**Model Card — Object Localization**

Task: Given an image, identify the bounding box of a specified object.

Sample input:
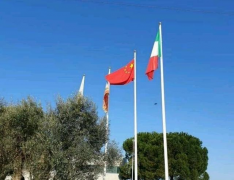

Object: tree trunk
[12,155,23,180]
[12,170,22,180]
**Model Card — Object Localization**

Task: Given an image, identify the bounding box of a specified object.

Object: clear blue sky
[1,0,234,179]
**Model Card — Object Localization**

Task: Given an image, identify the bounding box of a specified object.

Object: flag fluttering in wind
[103,82,109,113]
[145,31,161,80]
[105,52,138,180]
[105,60,134,85]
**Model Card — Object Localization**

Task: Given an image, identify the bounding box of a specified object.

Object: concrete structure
[97,165,120,180]
[97,173,120,180]
[5,166,121,180]
[5,176,12,180]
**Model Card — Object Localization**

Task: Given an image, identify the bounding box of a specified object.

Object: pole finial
[134,50,136,52]
[83,74,85,76]
[159,22,162,25]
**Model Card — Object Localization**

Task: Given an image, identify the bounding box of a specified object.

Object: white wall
[5,171,120,180]
[5,176,12,180]
[97,173,120,180]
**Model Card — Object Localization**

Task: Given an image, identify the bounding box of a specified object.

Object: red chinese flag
[105,60,134,85]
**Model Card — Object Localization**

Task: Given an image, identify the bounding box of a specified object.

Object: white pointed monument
[79,74,85,96]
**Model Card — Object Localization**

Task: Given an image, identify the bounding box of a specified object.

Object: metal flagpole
[134,50,138,180]
[103,68,111,180]
[132,139,134,180]
[132,155,134,180]
[159,22,169,180]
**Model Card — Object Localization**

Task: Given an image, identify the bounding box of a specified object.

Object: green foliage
[51,95,107,179]
[27,109,58,179]
[119,163,132,180]
[119,132,209,180]
[0,95,122,180]
[106,140,122,167]
[0,97,44,179]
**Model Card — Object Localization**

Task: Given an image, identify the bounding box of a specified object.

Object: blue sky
[0,0,234,179]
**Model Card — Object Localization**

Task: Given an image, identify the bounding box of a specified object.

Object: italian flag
[145,30,161,80]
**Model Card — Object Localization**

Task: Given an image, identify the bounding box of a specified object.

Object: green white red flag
[145,30,161,80]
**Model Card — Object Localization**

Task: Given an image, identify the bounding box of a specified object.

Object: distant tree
[106,140,122,167]
[119,132,209,180]
[119,163,132,180]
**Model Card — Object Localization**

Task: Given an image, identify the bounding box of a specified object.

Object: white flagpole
[159,22,169,180]
[79,74,85,96]
[103,68,111,180]
[132,155,134,180]
[134,50,138,180]
[132,139,134,180]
